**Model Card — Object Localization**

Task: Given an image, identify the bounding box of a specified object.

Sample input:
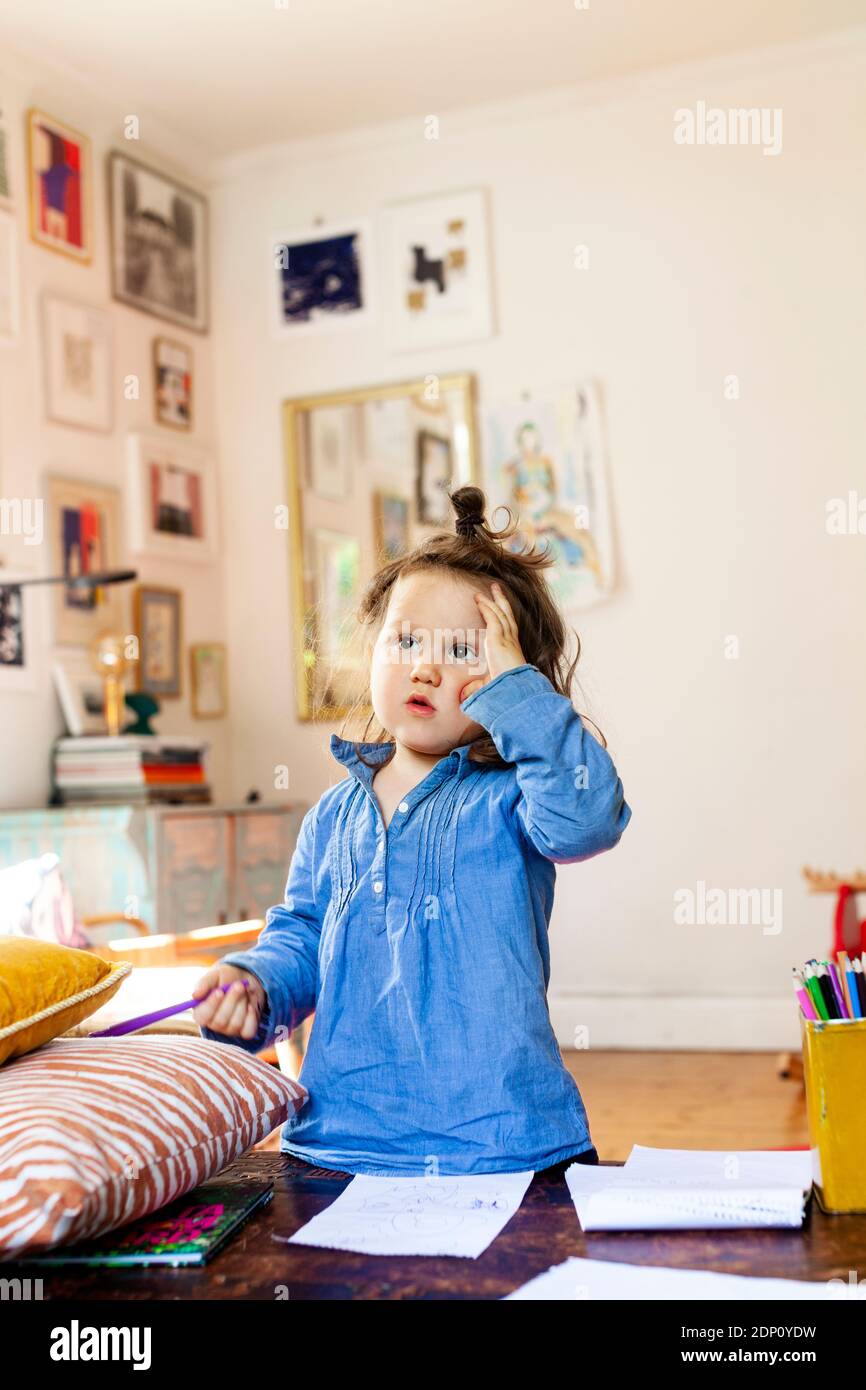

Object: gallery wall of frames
[0,97,228,754]
[0,79,618,795]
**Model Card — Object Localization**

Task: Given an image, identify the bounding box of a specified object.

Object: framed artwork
[134,584,182,698]
[45,475,124,646]
[127,434,217,563]
[373,491,410,565]
[283,373,478,720]
[27,108,92,263]
[42,293,112,430]
[272,219,372,335]
[381,188,494,353]
[0,209,19,343]
[0,102,14,210]
[364,395,412,470]
[51,649,106,735]
[190,642,227,718]
[313,529,362,710]
[307,405,354,500]
[153,336,192,430]
[108,150,209,333]
[0,573,38,692]
[485,379,615,611]
[415,430,453,525]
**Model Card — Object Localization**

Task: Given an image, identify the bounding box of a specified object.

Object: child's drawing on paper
[358,1178,508,1236]
[486,381,615,611]
[286,1172,533,1259]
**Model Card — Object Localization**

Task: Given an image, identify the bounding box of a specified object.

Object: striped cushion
[0,1035,307,1260]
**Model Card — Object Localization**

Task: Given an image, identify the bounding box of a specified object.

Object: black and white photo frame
[108,150,209,333]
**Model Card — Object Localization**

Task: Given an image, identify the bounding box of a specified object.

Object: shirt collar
[329,733,477,786]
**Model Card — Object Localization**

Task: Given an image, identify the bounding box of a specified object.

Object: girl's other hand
[460,582,527,701]
[192,964,266,1040]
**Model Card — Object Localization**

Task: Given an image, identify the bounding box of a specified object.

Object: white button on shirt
[373,881,384,893]
[398,801,409,813]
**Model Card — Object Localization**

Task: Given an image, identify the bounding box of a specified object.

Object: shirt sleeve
[198,802,322,1054]
[460,663,632,864]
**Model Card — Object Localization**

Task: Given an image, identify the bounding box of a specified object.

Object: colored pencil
[793,971,818,1021]
[89,981,248,1038]
[803,964,827,1020]
[824,959,849,1019]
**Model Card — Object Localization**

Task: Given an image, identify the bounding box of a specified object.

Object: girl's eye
[397,634,417,650]
[452,643,475,661]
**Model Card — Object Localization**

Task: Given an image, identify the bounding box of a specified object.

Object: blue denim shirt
[200,663,632,1175]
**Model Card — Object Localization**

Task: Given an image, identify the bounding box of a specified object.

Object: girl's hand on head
[192,964,266,1040]
[460,582,527,701]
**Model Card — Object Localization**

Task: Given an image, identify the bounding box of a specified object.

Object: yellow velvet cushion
[0,936,131,1065]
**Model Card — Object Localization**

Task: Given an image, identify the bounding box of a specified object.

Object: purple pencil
[89,980,248,1038]
[825,959,849,1019]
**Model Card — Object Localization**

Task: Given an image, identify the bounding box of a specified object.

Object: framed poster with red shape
[127,434,217,564]
[45,475,124,646]
[27,108,92,264]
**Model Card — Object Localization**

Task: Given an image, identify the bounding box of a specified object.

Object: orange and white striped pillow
[0,1035,307,1260]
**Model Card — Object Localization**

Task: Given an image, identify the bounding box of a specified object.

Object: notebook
[24,1182,274,1266]
[565,1146,813,1230]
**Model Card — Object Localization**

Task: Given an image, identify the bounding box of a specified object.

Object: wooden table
[11,1152,866,1301]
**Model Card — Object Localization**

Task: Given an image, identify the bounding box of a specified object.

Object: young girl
[193,486,631,1176]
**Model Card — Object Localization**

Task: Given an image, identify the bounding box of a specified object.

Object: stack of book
[52,735,211,806]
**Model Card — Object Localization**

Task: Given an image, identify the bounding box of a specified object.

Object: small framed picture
[27,108,92,263]
[45,474,125,646]
[272,219,372,335]
[0,209,19,343]
[0,572,38,692]
[108,150,209,333]
[307,405,354,500]
[372,491,410,564]
[153,336,192,430]
[382,188,494,353]
[190,642,227,718]
[42,293,112,431]
[127,434,217,563]
[0,105,14,210]
[415,429,453,525]
[51,648,106,735]
[134,585,182,699]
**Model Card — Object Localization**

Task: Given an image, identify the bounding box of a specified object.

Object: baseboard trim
[550,996,803,1051]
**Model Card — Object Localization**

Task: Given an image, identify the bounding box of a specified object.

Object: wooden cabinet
[232,811,298,923]
[156,812,233,932]
[0,802,308,936]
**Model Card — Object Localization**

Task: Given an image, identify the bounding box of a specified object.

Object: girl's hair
[332,484,606,770]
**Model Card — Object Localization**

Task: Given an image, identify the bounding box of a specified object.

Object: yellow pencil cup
[801,1015,866,1214]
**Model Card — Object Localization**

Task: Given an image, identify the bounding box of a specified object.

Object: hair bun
[450,485,487,540]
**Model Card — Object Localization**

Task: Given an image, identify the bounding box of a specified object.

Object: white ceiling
[1,0,863,163]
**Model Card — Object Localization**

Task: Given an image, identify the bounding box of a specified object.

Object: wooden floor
[563,1050,809,1160]
[255,1051,810,1158]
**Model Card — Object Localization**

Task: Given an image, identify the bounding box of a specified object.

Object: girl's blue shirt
[200,663,632,1175]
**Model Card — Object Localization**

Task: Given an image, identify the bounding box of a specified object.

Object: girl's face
[371,570,492,756]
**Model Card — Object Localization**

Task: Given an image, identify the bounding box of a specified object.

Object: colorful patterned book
[25,1182,274,1267]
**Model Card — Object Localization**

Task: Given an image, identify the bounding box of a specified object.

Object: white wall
[210,34,866,1047]
[0,45,230,808]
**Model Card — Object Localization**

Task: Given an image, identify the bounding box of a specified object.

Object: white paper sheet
[624,1144,814,1187]
[564,1147,813,1231]
[285,1170,535,1258]
[504,1255,865,1300]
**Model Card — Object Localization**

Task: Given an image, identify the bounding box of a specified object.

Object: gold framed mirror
[283,372,479,722]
